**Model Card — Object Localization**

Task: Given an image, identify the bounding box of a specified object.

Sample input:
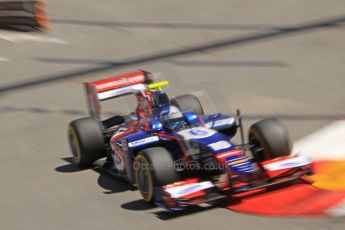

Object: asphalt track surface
[1,0,345,229]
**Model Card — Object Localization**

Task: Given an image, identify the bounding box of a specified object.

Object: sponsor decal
[208,141,231,151]
[128,136,159,147]
[264,156,311,171]
[96,75,145,91]
[165,181,214,198]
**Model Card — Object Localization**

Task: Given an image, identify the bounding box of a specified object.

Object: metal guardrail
[0,0,50,30]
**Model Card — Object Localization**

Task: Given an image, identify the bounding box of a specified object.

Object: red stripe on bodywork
[215,150,243,165]
[158,133,179,140]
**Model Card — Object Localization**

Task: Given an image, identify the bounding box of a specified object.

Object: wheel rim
[69,127,81,163]
[135,156,153,202]
[139,165,149,194]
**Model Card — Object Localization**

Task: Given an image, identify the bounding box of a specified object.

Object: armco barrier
[0,0,50,30]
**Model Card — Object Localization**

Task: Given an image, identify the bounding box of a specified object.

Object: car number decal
[177,127,216,140]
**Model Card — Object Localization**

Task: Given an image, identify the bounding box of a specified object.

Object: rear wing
[84,71,152,119]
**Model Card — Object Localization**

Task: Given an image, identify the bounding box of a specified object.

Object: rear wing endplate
[84,71,152,119]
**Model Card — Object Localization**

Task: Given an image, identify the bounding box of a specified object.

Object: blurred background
[0,0,344,229]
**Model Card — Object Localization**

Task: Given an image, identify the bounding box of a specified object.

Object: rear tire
[248,118,291,162]
[171,94,204,115]
[68,117,106,167]
[134,147,179,202]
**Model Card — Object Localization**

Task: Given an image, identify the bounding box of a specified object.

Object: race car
[68,70,313,211]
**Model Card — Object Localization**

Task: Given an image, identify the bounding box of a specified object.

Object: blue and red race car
[68,70,313,211]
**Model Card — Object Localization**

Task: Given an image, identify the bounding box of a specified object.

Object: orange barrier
[33,0,50,30]
[311,160,345,190]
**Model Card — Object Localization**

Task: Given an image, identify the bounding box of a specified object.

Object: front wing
[154,155,313,211]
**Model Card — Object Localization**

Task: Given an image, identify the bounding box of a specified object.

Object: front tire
[248,118,291,162]
[68,117,106,167]
[134,147,179,202]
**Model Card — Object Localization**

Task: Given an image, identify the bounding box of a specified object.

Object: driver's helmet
[160,105,185,131]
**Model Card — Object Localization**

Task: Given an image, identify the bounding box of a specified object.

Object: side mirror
[150,119,163,132]
[184,112,202,126]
